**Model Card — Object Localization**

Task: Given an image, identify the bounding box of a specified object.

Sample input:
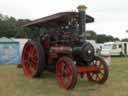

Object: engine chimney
[77,5,87,41]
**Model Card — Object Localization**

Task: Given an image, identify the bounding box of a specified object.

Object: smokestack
[77,5,87,40]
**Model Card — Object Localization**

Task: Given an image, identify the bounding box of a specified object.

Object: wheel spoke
[96,60,100,66]
[96,74,101,80]
[65,66,72,76]
[100,66,105,70]
[31,58,38,64]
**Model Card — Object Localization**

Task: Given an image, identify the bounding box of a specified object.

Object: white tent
[0,37,20,64]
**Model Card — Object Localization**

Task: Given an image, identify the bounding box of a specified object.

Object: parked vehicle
[21,5,109,89]
[101,41,128,56]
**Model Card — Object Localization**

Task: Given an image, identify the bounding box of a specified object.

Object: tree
[86,30,97,40]
[16,19,31,38]
[122,38,128,42]
[0,14,18,37]
[0,14,31,38]
[96,34,120,43]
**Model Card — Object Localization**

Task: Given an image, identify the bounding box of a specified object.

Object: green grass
[0,57,128,96]
[0,65,17,96]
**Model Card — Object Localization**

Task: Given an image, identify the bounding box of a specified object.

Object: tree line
[86,31,127,43]
[0,14,30,38]
[0,13,127,43]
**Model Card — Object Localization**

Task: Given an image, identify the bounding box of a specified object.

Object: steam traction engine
[22,5,109,89]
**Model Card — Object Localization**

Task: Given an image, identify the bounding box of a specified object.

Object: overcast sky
[0,0,127,39]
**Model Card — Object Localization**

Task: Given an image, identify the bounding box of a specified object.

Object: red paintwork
[56,57,75,89]
[77,66,99,73]
[49,46,72,59]
[22,41,38,77]
[43,42,50,48]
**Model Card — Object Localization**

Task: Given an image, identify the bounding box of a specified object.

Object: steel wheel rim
[22,41,39,77]
[56,60,74,89]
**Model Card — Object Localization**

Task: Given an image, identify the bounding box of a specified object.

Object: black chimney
[77,5,87,40]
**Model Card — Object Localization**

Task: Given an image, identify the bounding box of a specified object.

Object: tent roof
[0,37,19,43]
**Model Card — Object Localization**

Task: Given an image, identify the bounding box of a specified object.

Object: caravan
[101,41,128,56]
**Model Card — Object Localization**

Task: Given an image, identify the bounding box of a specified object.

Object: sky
[0,0,127,39]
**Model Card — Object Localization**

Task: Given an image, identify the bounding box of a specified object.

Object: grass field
[0,57,128,96]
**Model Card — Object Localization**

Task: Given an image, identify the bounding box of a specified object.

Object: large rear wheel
[56,56,77,90]
[22,40,45,78]
[87,56,109,84]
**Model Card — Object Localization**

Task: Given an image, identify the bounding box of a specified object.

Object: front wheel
[56,56,77,90]
[87,56,109,84]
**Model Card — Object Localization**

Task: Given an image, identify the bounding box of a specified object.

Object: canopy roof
[23,12,94,27]
[0,37,19,44]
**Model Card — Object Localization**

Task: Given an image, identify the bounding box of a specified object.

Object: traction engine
[21,5,109,89]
